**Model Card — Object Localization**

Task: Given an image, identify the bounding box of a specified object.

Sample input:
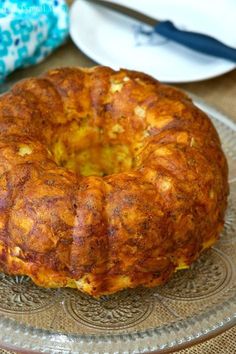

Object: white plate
[70,0,236,83]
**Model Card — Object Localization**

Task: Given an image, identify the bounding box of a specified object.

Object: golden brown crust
[0,66,228,296]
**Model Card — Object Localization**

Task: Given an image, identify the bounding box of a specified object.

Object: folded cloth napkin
[0,0,69,82]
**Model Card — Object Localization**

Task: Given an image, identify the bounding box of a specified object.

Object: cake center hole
[50,119,135,177]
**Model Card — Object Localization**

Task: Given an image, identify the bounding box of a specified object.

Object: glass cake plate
[0,96,235,354]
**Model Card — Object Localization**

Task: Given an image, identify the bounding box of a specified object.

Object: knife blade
[87,0,236,62]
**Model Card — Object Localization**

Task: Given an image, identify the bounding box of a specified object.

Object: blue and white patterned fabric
[0,0,69,82]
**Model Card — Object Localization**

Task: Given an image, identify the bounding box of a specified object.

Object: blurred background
[0,0,235,120]
[0,0,236,119]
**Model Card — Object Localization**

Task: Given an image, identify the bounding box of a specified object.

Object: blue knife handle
[154,21,236,62]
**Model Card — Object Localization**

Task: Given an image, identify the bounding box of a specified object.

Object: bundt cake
[0,67,228,297]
